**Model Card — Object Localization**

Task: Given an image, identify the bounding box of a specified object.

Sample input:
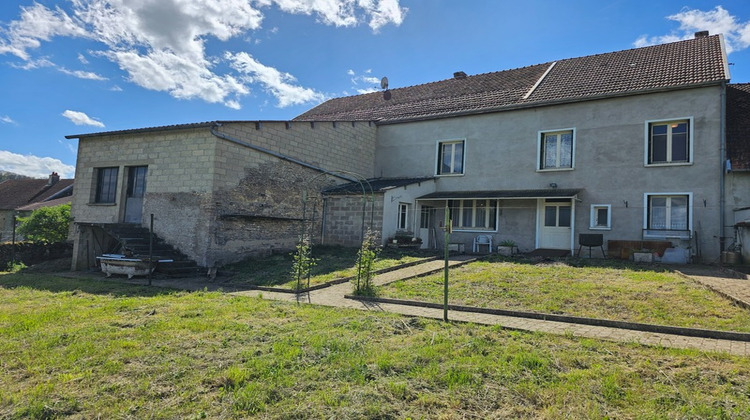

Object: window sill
[589,226,611,231]
[453,228,498,233]
[435,173,465,177]
[88,202,117,206]
[536,167,574,173]
[644,162,693,167]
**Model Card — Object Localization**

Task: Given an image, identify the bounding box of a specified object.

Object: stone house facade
[68,32,750,268]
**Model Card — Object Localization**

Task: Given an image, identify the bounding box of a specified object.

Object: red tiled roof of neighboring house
[294,35,729,123]
[727,83,750,171]
[15,195,72,212]
[0,176,74,210]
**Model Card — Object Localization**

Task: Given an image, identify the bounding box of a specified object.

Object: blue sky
[1,0,750,178]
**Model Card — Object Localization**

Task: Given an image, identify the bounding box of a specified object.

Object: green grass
[378,256,750,332]
[2,271,750,418]
[225,245,432,289]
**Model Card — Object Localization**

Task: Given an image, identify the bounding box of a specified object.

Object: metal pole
[10,211,16,266]
[443,202,451,322]
[149,214,154,286]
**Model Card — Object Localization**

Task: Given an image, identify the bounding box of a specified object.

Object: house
[0,172,74,242]
[68,32,745,269]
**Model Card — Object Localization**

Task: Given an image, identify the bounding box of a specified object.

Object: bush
[17,203,71,244]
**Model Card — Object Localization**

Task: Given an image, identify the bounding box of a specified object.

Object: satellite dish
[380,76,389,90]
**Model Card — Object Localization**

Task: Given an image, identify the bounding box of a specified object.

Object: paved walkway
[67,257,750,356]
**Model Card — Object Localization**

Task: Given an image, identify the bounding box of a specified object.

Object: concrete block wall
[212,121,377,188]
[323,195,384,247]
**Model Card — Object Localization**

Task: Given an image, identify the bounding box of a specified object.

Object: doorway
[123,166,147,224]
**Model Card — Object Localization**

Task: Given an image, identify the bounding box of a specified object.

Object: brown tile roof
[295,35,728,123]
[16,195,72,212]
[0,177,74,210]
[727,83,750,170]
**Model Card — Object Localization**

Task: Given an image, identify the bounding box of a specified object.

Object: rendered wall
[374,87,724,260]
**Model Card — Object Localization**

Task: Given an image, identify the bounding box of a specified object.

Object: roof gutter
[374,80,726,126]
[208,123,357,182]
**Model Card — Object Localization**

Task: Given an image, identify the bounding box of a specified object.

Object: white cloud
[58,67,108,80]
[356,87,379,94]
[635,6,750,53]
[1,116,16,125]
[228,51,325,107]
[62,110,105,127]
[348,69,383,91]
[0,150,75,178]
[0,1,406,109]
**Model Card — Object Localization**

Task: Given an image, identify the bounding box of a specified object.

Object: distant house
[0,172,74,242]
[68,32,749,269]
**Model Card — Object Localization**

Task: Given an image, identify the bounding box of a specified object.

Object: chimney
[695,31,709,38]
[47,172,60,186]
[453,71,467,79]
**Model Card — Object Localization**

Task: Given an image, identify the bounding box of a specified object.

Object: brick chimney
[47,172,60,186]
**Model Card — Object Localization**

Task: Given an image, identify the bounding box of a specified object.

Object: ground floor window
[644,193,691,238]
[449,199,497,230]
[397,203,410,230]
[590,204,611,230]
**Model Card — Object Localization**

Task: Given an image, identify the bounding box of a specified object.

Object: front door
[123,166,147,224]
[418,206,435,249]
[538,199,572,249]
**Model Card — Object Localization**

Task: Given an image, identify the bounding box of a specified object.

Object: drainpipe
[720,80,727,252]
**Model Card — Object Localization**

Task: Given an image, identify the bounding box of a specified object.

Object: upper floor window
[538,129,574,170]
[95,167,119,203]
[646,118,692,165]
[437,139,464,175]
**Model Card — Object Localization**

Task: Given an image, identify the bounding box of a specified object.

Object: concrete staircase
[102,224,202,277]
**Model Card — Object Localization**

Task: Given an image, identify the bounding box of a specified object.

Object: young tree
[17,203,72,243]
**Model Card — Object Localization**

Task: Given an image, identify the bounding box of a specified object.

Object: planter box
[497,245,516,256]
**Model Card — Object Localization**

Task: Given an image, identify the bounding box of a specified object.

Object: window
[94,167,118,203]
[646,119,691,165]
[644,193,691,239]
[419,207,431,229]
[544,200,571,227]
[397,203,410,230]
[437,140,464,175]
[590,204,611,230]
[449,199,497,230]
[538,129,574,170]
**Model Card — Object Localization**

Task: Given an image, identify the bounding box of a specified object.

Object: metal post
[149,214,154,286]
[10,211,16,266]
[443,202,451,322]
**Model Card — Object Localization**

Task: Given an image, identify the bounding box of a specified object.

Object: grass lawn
[378,256,750,332]
[224,245,433,289]
[2,271,750,418]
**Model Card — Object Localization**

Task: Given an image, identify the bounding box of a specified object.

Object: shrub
[17,203,71,244]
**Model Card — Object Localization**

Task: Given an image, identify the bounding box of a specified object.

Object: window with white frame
[646,119,691,165]
[397,203,410,230]
[644,193,691,238]
[94,167,118,203]
[590,204,611,230]
[436,140,465,175]
[538,129,574,170]
[449,199,497,230]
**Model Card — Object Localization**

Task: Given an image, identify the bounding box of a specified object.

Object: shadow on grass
[0,271,180,298]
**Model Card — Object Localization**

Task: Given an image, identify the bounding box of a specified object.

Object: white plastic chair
[472,235,493,253]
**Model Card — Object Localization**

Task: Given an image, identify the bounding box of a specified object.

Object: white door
[418,206,435,249]
[538,200,572,249]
